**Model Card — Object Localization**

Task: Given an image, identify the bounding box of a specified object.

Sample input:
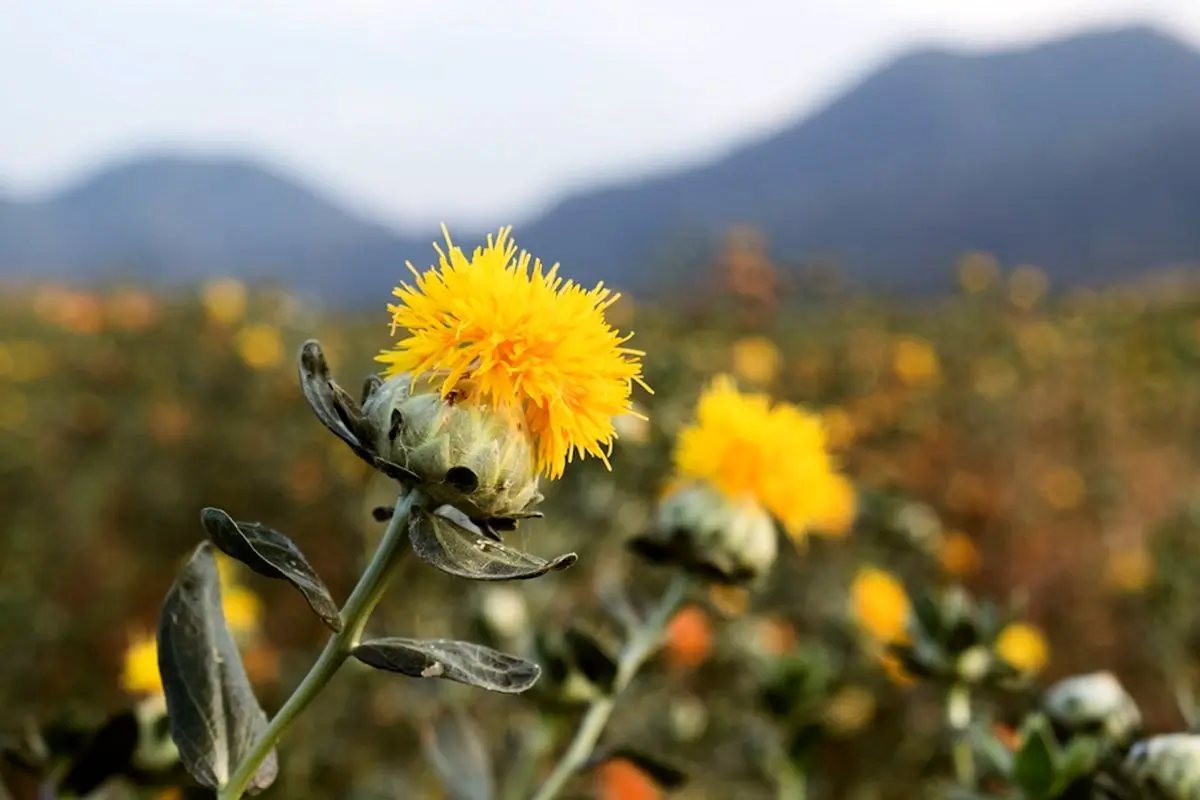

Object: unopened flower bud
[478,586,530,643]
[634,481,777,585]
[363,374,542,519]
[956,645,992,684]
[1043,671,1142,745]
[1125,733,1200,798]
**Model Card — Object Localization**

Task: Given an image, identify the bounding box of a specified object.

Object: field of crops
[5,247,1200,799]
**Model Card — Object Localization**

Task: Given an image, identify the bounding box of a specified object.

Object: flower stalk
[946,682,974,788]
[218,490,420,800]
[529,573,691,800]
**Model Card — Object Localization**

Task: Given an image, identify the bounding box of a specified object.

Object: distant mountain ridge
[3,24,1200,302]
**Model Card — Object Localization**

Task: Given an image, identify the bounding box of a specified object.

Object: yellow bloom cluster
[672,375,856,540]
[377,226,649,480]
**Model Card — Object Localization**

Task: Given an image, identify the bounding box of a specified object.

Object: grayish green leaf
[409,506,577,582]
[352,637,540,694]
[201,507,341,631]
[297,340,376,465]
[420,709,494,800]
[157,542,277,794]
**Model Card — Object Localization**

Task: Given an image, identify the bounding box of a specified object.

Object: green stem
[529,573,690,800]
[946,683,974,788]
[218,490,420,800]
[775,758,807,800]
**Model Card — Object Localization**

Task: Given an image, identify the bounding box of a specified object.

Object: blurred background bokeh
[7,3,1200,798]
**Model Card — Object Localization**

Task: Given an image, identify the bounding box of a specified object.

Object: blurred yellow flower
[956,252,999,294]
[1106,546,1153,594]
[673,375,854,541]
[0,340,52,383]
[972,355,1018,399]
[892,337,940,386]
[731,336,781,385]
[938,531,982,578]
[1038,465,1086,511]
[809,472,858,538]
[236,324,285,370]
[851,566,910,643]
[821,407,856,451]
[222,584,263,639]
[120,634,163,696]
[202,278,248,326]
[1009,265,1049,310]
[994,622,1049,675]
[377,226,649,480]
[823,684,877,736]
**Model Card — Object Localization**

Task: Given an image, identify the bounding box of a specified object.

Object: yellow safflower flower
[672,375,854,541]
[892,337,940,386]
[202,278,247,326]
[236,324,284,370]
[731,336,781,384]
[120,634,164,696]
[377,226,649,479]
[939,531,982,577]
[994,622,1049,675]
[851,566,910,643]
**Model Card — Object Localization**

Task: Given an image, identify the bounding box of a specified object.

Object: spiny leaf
[201,507,341,632]
[420,709,495,800]
[409,505,577,582]
[157,542,277,794]
[352,637,541,694]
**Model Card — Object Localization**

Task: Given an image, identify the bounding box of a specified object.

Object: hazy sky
[3,0,1200,229]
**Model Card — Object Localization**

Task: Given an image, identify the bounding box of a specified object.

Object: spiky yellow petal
[376,226,649,479]
[673,375,854,539]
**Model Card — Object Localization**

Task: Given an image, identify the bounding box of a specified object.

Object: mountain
[3,24,1200,299]
[517,24,1200,290]
[0,155,425,304]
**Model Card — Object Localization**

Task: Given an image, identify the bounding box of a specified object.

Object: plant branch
[529,572,690,800]
[946,683,975,789]
[218,489,420,800]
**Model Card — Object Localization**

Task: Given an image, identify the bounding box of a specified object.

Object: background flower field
[4,242,1200,798]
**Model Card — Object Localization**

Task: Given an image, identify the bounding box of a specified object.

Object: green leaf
[352,637,541,694]
[1011,718,1058,799]
[409,505,577,582]
[157,542,277,794]
[967,724,1014,778]
[420,709,494,800]
[1057,736,1101,783]
[911,591,944,641]
[201,507,341,631]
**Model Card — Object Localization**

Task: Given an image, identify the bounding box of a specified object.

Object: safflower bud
[633,481,778,586]
[362,374,543,521]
